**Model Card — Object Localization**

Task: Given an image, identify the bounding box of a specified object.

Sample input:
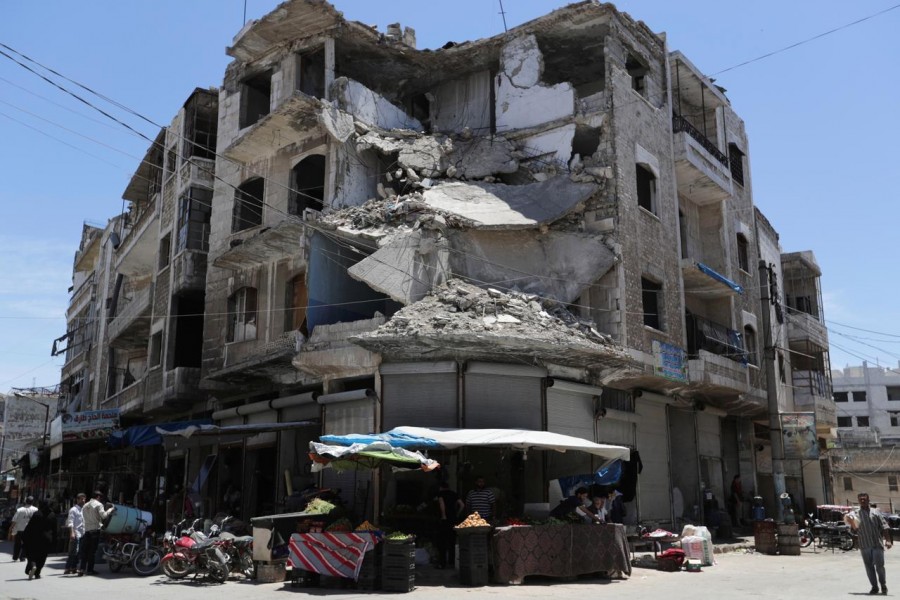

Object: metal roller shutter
[697,412,721,457]
[246,410,277,448]
[464,373,542,429]
[281,403,320,422]
[546,389,594,440]
[323,399,375,435]
[381,362,458,429]
[636,397,671,522]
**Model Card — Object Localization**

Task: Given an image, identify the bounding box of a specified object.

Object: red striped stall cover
[288,532,378,580]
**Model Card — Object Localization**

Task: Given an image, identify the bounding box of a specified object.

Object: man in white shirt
[77,491,116,575]
[64,494,86,575]
[11,496,37,561]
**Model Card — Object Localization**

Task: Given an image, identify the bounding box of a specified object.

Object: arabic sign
[59,409,120,442]
[653,340,688,382]
[3,395,50,443]
[781,412,818,460]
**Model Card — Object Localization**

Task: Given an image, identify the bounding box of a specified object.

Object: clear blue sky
[1,0,898,392]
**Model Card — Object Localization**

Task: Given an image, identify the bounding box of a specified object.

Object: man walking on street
[64,494,86,575]
[847,492,892,595]
[10,497,37,562]
[77,491,116,576]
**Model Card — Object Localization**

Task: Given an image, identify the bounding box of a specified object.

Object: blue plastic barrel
[752,505,765,521]
[104,504,153,534]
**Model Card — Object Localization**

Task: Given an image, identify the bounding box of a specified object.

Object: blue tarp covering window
[107,419,212,449]
[696,262,744,294]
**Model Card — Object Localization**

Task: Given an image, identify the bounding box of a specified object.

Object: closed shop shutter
[281,403,320,422]
[636,397,671,522]
[597,416,635,447]
[546,389,594,440]
[465,373,542,429]
[246,410,277,449]
[218,416,243,447]
[697,412,721,457]
[323,398,375,436]
[382,362,458,429]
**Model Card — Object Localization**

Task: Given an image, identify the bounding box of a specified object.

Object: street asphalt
[0,538,896,599]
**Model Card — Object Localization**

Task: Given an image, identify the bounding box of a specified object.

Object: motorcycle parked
[102,524,162,576]
[212,516,255,579]
[800,515,855,551]
[161,518,230,583]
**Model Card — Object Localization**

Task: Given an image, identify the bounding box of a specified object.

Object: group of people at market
[8,490,116,580]
[550,486,626,524]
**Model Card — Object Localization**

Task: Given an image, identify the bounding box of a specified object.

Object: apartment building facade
[42,0,836,527]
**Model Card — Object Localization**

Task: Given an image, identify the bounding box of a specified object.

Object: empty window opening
[149,332,163,368]
[744,325,757,366]
[837,416,852,427]
[834,392,849,402]
[297,48,325,99]
[728,143,745,186]
[857,416,870,427]
[183,92,217,160]
[285,274,309,336]
[853,391,867,403]
[641,277,663,330]
[233,178,264,233]
[571,125,601,163]
[626,54,648,97]
[888,387,900,401]
[678,209,688,259]
[636,164,657,214]
[538,36,605,99]
[891,413,900,427]
[290,155,326,216]
[891,476,899,492]
[737,233,750,272]
[173,292,204,368]
[165,145,178,179]
[179,187,212,252]
[240,71,272,129]
[843,477,853,491]
[227,287,258,343]
[158,234,171,271]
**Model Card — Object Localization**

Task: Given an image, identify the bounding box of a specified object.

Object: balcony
[213,220,307,271]
[108,284,153,347]
[793,370,836,430]
[178,157,215,190]
[223,93,324,163]
[686,313,746,364]
[208,330,305,384]
[681,260,743,298]
[144,367,203,414]
[103,377,145,416]
[672,114,733,205]
[116,196,160,277]
[788,310,828,352]
[295,316,384,379]
[172,250,208,294]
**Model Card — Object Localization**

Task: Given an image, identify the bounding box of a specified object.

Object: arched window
[232,178,264,233]
[744,325,757,366]
[289,155,326,216]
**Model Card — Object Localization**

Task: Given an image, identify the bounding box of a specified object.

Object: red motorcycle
[161,518,230,583]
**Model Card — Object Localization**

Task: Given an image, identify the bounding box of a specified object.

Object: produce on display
[325,518,353,532]
[355,520,379,531]
[385,530,413,541]
[456,512,491,528]
[303,498,336,515]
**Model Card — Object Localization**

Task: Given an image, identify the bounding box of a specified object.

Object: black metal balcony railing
[672,114,729,167]
[685,312,747,364]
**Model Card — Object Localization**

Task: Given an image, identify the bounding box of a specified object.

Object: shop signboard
[61,409,120,441]
[653,340,687,382]
[780,412,818,460]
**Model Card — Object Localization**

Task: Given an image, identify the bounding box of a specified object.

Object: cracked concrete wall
[332,77,422,131]
[496,34,575,131]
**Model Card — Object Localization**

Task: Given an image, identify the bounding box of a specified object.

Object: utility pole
[759,259,786,522]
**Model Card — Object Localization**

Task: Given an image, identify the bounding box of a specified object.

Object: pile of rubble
[319,195,470,232]
[356,279,630,365]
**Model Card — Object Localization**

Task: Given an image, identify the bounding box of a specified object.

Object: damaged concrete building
[196,0,835,524]
[51,89,218,501]
[50,0,835,526]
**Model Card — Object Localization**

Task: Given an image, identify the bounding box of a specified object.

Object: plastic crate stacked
[457,528,491,586]
[754,520,778,555]
[382,540,415,593]
[357,548,381,590]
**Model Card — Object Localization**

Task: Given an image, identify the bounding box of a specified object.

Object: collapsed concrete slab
[421,176,599,228]
[331,77,422,132]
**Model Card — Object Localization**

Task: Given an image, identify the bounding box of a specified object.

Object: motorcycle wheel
[239,554,255,579]
[799,529,813,548]
[162,557,191,580]
[207,559,229,583]
[132,548,162,576]
[109,560,124,573]
[840,533,855,552]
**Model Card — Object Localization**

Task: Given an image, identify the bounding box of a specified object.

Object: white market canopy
[386,426,630,462]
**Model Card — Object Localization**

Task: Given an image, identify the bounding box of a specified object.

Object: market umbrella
[309,440,440,473]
